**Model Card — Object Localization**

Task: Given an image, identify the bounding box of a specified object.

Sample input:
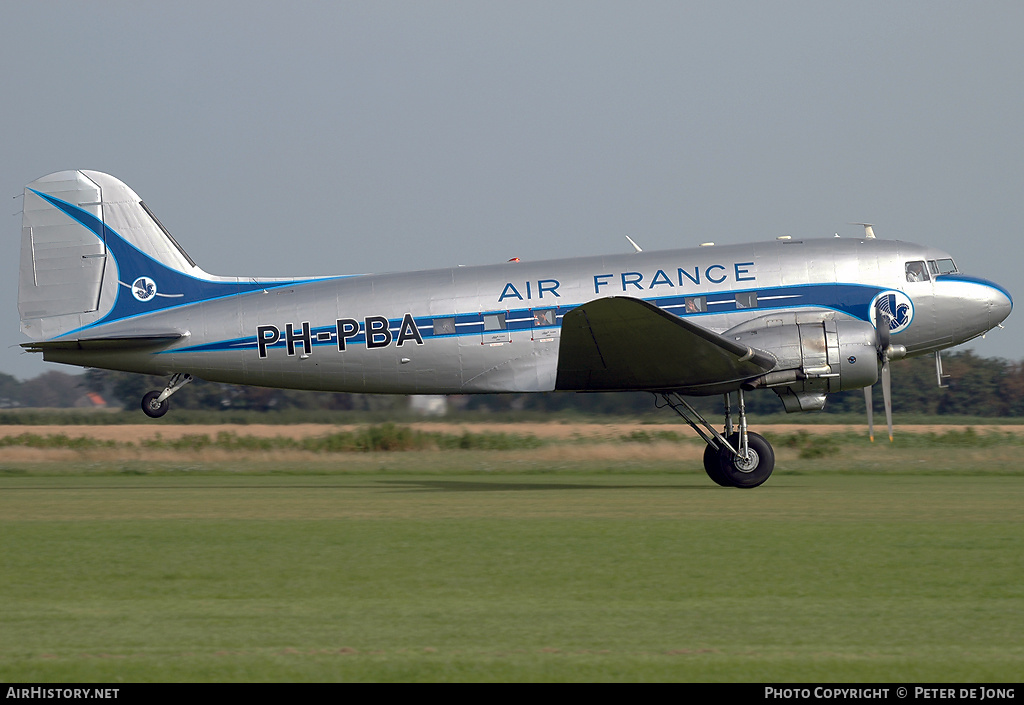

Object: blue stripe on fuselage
[166,281,888,355]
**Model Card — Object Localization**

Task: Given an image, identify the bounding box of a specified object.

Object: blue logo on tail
[132,276,157,302]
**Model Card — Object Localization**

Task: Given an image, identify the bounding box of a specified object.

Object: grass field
[0,424,1022,682]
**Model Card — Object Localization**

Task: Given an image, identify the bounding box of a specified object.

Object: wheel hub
[733,448,760,473]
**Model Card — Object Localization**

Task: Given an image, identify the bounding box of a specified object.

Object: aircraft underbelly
[458,341,560,393]
[151,337,557,394]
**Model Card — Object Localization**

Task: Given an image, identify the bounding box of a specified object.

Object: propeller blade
[881,358,893,442]
[871,297,896,442]
[876,309,891,351]
[864,386,874,442]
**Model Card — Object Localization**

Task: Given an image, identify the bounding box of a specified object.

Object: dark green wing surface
[555,297,775,392]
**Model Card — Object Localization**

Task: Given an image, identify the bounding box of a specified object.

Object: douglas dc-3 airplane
[17,170,1013,487]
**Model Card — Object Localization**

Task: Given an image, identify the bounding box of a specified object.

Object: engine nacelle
[725,314,879,412]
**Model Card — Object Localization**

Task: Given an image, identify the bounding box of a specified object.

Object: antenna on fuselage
[852,223,876,239]
[625,235,643,253]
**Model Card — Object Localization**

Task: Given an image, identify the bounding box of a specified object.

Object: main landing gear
[658,389,775,488]
[141,373,193,418]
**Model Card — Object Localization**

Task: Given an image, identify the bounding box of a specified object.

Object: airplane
[16,170,1013,487]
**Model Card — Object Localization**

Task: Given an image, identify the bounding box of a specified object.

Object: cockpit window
[905,260,929,282]
[935,258,957,274]
[928,260,939,275]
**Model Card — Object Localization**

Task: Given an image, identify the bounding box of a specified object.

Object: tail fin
[19,170,276,341]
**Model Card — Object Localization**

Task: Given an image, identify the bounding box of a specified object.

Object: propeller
[865,299,906,442]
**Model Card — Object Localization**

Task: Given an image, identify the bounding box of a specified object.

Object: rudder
[20,171,110,340]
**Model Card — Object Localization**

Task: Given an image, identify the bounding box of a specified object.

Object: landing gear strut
[141,373,193,418]
[658,389,775,488]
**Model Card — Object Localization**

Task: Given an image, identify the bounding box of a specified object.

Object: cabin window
[936,258,957,274]
[735,292,758,309]
[684,296,707,313]
[531,308,559,340]
[532,308,556,326]
[433,318,456,335]
[482,312,510,344]
[483,313,507,331]
[905,261,929,282]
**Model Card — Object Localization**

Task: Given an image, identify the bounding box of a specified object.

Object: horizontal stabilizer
[20,333,186,353]
[555,297,775,392]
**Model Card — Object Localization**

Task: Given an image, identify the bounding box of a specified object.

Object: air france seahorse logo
[870,291,913,334]
[131,276,157,302]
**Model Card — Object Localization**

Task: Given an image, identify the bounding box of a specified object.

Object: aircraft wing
[555,297,775,392]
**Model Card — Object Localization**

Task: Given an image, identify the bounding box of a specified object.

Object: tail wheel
[141,390,169,418]
[713,432,775,488]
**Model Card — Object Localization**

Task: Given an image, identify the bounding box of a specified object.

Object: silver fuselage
[38,237,1012,396]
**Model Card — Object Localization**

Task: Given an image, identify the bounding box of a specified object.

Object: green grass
[1,423,1021,454]
[0,471,1021,682]
[0,423,545,453]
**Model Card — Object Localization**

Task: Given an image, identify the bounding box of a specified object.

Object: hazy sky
[2,1,1020,381]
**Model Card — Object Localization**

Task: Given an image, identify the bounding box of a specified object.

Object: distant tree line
[0,350,1021,417]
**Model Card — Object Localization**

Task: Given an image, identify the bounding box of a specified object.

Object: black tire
[714,432,775,488]
[703,443,732,487]
[141,390,169,418]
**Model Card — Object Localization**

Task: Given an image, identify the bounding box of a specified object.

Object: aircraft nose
[937,275,1012,344]
[967,277,1012,333]
[988,282,1013,329]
